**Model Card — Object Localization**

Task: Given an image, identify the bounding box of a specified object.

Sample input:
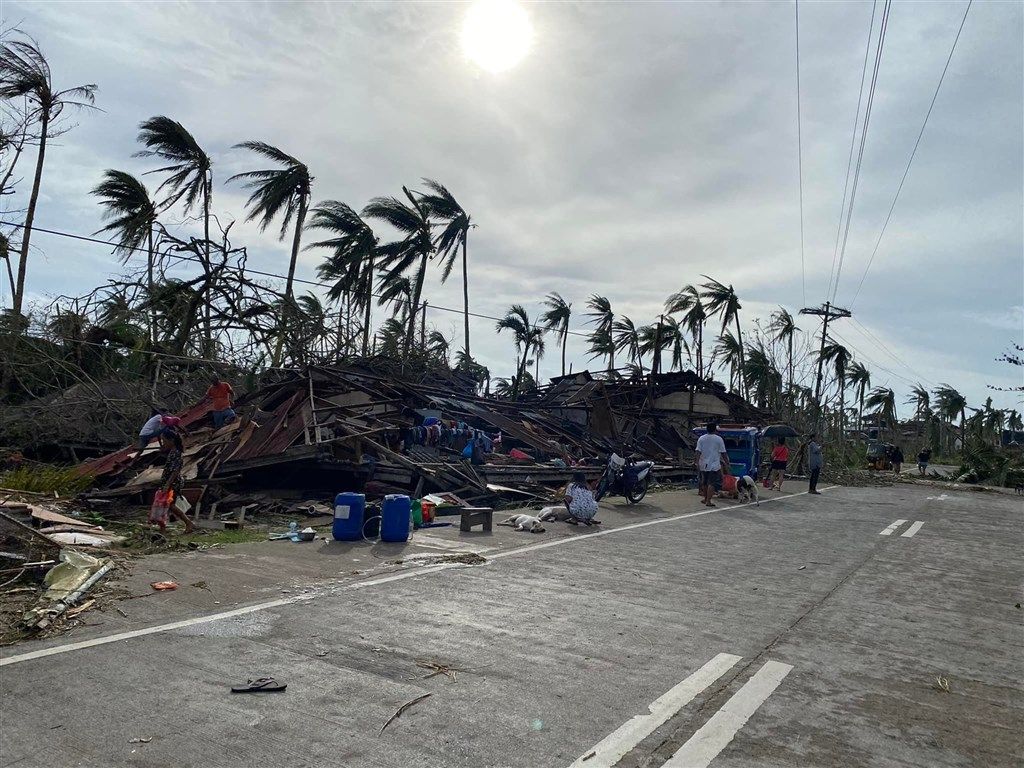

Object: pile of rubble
[73,364,772,523]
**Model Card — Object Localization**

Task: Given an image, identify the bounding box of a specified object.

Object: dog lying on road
[736,475,759,506]
[498,514,546,533]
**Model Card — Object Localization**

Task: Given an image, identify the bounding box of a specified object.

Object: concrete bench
[459,507,493,532]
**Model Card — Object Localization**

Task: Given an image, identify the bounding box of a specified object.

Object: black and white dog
[736,475,760,506]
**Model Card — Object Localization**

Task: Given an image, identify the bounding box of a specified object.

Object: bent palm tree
[229,141,312,303]
[846,361,872,433]
[135,116,213,348]
[865,387,897,443]
[769,307,798,393]
[496,304,532,395]
[419,179,472,357]
[612,315,642,374]
[743,344,783,410]
[540,292,572,376]
[91,170,158,343]
[585,295,615,372]
[308,201,378,356]
[700,277,744,393]
[712,331,743,392]
[933,384,968,454]
[665,285,706,376]
[364,187,433,360]
[0,35,97,318]
[820,341,851,434]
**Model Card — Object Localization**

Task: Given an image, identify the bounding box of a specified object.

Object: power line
[826,0,878,301]
[795,0,807,307]
[0,220,598,340]
[848,0,973,310]
[828,327,918,388]
[831,0,892,304]
[848,316,934,386]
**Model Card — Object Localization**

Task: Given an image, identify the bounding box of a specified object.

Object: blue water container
[380,495,411,543]
[333,492,366,541]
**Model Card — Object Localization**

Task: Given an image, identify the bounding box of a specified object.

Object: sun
[461,0,533,73]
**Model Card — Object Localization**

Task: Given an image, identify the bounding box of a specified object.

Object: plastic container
[380,494,412,543]
[420,500,435,524]
[333,492,366,541]
[411,499,423,529]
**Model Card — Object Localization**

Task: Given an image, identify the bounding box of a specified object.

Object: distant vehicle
[692,425,761,479]
[595,453,654,504]
[866,441,896,470]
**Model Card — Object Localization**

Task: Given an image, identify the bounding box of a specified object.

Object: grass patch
[178,528,269,547]
[0,465,93,496]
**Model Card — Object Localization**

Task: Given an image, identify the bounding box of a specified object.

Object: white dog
[736,475,760,506]
[498,514,546,533]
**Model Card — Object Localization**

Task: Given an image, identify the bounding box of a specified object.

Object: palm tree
[933,384,968,454]
[419,179,473,358]
[701,277,745,395]
[229,141,312,303]
[426,330,451,366]
[769,308,799,393]
[377,275,413,322]
[308,200,379,356]
[91,170,158,344]
[496,304,532,395]
[905,383,931,443]
[0,35,97,318]
[820,341,851,435]
[743,344,782,410]
[665,285,706,376]
[540,292,572,376]
[865,387,897,442]
[527,324,547,383]
[658,316,688,372]
[711,331,743,391]
[134,116,213,348]
[585,295,615,372]
[364,187,433,360]
[847,361,872,432]
[612,315,642,373]
[1007,409,1023,433]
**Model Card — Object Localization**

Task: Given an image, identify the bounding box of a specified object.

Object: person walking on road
[807,434,823,495]
[696,423,730,507]
[917,447,932,476]
[770,437,790,491]
[891,445,904,475]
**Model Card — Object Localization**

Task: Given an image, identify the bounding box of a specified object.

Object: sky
[1,0,1022,415]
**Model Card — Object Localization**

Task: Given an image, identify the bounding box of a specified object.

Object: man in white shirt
[695,423,730,507]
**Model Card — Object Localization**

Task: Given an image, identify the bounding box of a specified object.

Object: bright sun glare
[461,0,533,73]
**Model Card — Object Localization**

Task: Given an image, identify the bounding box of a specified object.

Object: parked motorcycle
[594,453,654,504]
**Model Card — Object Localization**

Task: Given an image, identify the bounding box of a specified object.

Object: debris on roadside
[379,692,432,735]
[21,550,114,631]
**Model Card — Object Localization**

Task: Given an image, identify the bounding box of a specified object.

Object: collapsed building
[76,365,772,515]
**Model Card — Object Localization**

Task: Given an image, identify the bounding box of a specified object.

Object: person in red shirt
[770,437,790,491]
[205,377,236,429]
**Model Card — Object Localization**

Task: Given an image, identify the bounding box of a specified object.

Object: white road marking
[567,653,742,768]
[664,660,794,768]
[901,521,925,538]
[0,486,834,667]
[926,493,948,501]
[879,519,907,536]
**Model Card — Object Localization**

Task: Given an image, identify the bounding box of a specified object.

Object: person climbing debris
[205,376,236,429]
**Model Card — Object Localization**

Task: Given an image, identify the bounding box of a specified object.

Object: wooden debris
[378,692,433,735]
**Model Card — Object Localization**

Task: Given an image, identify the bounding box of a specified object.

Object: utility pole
[800,302,852,419]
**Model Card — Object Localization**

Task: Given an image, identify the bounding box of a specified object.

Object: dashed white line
[567,653,742,768]
[901,520,925,538]
[879,519,907,536]
[664,660,794,768]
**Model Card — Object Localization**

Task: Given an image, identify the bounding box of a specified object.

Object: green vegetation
[0,465,93,496]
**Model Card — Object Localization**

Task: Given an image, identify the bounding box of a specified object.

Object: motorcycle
[594,453,654,504]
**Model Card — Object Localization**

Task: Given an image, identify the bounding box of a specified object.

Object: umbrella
[760,424,801,439]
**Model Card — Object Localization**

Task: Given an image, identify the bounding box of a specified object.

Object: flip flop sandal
[231,678,287,694]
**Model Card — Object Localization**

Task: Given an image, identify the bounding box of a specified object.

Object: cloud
[2,0,1022,412]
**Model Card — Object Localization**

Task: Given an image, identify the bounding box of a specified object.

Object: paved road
[1,483,1022,767]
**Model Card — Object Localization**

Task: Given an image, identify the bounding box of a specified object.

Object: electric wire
[825,0,878,302]
[795,0,807,306]
[848,0,973,310]
[831,0,892,304]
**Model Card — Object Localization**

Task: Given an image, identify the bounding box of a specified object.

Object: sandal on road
[231,677,287,694]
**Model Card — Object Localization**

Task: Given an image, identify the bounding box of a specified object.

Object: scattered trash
[934,676,951,693]
[150,581,179,591]
[128,737,152,744]
[582,751,597,762]
[22,550,113,630]
[379,692,432,735]
[190,581,211,591]
[797,565,806,570]
[231,677,287,694]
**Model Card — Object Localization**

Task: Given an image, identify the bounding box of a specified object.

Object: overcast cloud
[2,0,1021,412]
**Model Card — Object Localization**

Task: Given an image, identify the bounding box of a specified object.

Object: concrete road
[1,483,1022,768]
